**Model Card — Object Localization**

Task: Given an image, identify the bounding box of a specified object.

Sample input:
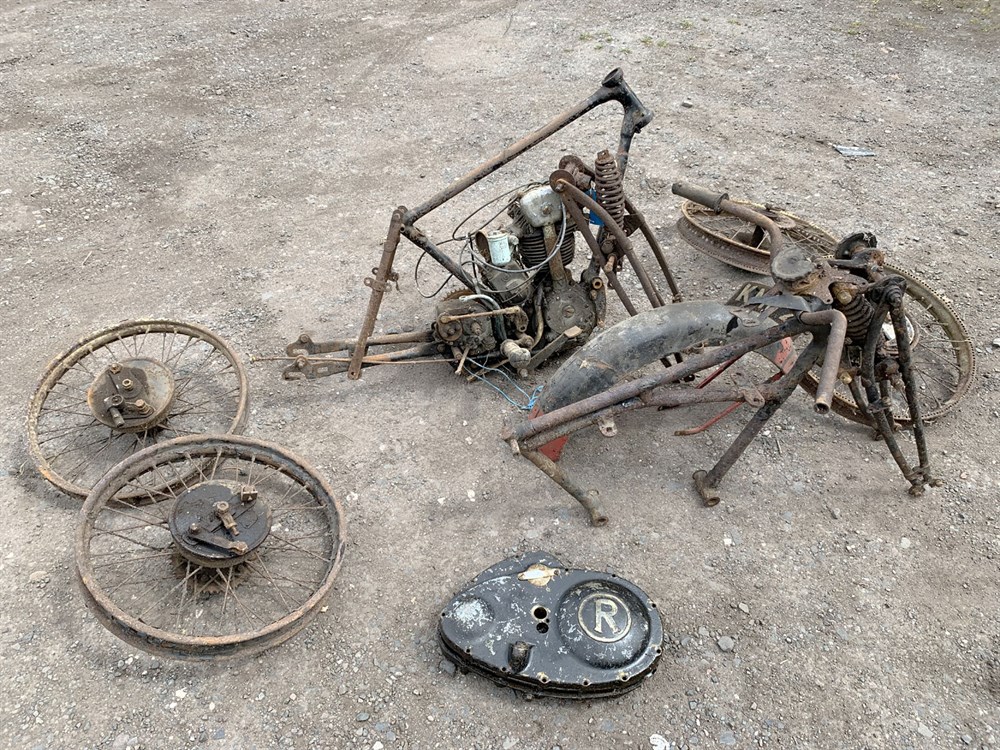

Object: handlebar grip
[671,183,729,213]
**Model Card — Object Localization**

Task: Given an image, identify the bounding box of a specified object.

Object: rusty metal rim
[27,320,250,499]
[76,434,346,660]
[677,199,838,274]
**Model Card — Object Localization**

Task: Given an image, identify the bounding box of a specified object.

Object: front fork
[854,287,938,495]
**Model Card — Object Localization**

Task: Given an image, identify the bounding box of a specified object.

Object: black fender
[539,301,794,413]
[539,302,737,412]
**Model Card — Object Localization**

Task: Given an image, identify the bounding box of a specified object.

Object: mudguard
[438,552,663,698]
[538,301,740,412]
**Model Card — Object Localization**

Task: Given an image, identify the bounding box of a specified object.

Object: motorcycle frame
[344,68,664,379]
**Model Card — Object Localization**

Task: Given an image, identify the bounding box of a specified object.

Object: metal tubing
[692,337,826,504]
[349,207,406,379]
[522,384,781,452]
[400,224,478,290]
[558,192,639,316]
[671,184,786,272]
[403,69,650,225]
[287,330,431,356]
[798,309,847,413]
[860,302,918,488]
[889,301,932,482]
[624,196,683,302]
[553,180,665,308]
[522,449,609,527]
[504,316,811,444]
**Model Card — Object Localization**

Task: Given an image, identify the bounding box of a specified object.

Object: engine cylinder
[519,229,576,269]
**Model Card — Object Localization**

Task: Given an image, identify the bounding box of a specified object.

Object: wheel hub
[168,482,272,568]
[87,357,175,431]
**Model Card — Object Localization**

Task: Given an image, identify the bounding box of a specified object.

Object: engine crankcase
[438,552,663,698]
[542,282,600,344]
[432,297,498,356]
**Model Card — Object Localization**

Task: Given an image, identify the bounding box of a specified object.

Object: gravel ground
[1,1,999,749]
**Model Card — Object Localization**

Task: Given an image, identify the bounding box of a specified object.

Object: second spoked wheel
[677,200,976,426]
[77,435,346,660]
[27,320,250,498]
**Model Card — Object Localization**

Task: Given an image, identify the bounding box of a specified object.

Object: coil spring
[594,149,625,228]
[836,292,876,343]
[520,228,576,268]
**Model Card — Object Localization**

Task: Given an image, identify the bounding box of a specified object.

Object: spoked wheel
[676,201,975,425]
[76,435,346,660]
[28,320,250,498]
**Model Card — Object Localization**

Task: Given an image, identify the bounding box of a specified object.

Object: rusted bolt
[120,378,134,390]
[239,485,257,504]
[109,363,122,374]
[214,501,230,515]
[189,523,200,533]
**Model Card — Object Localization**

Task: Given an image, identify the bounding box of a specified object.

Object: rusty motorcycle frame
[279,69,937,526]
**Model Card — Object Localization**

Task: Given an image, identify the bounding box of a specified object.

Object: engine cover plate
[438,552,663,698]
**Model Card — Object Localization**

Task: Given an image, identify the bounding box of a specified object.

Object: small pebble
[681,99,694,108]
[28,570,49,584]
[717,635,735,652]
[953,227,969,236]
[831,507,842,519]
[356,712,370,722]
[917,723,932,738]
[900,537,912,549]
[962,735,973,745]
[439,658,457,676]
[738,602,750,614]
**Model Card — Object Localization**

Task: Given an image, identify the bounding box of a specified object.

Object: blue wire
[466,359,544,411]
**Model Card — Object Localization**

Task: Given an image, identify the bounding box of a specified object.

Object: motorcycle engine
[432,296,499,358]
[498,186,605,341]
[433,184,606,362]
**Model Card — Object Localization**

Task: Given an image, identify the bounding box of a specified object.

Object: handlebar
[671,182,785,263]
[670,183,729,213]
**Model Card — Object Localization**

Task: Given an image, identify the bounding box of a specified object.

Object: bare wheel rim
[676,201,975,424]
[27,320,250,498]
[76,435,346,660]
